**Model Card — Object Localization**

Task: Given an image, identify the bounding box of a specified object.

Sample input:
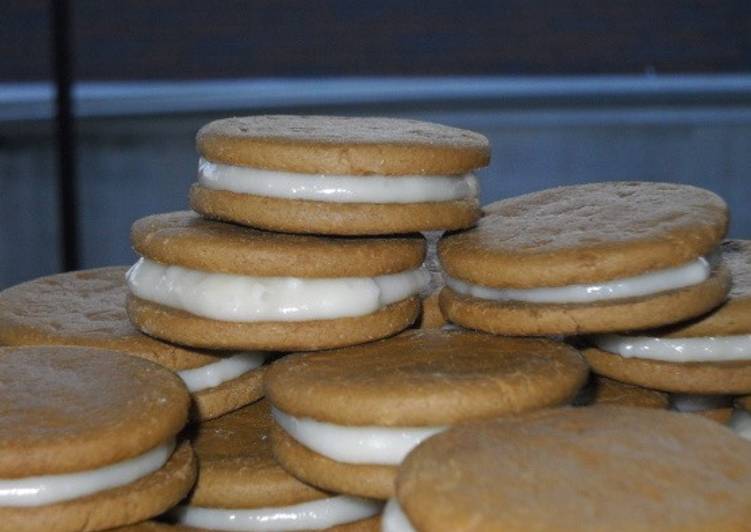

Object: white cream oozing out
[0,440,174,507]
[669,394,734,412]
[272,408,444,466]
[177,352,266,393]
[171,495,382,532]
[198,157,479,204]
[729,409,751,441]
[382,498,417,532]
[445,256,711,304]
[593,334,751,363]
[127,258,429,322]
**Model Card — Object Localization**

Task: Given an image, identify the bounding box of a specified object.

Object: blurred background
[2,0,750,288]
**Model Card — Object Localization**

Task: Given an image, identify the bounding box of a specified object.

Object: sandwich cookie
[190,115,488,235]
[439,182,730,336]
[585,240,751,394]
[127,212,427,351]
[730,396,751,440]
[0,346,196,532]
[266,330,588,499]
[169,400,381,531]
[384,406,751,532]
[574,376,668,409]
[0,267,266,421]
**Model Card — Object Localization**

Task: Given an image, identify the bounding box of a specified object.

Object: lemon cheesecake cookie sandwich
[0,346,195,532]
[190,115,488,235]
[126,212,428,351]
[439,182,730,336]
[265,329,587,499]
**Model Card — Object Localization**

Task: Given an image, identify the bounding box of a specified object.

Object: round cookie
[168,400,381,531]
[574,376,668,409]
[127,212,426,351]
[191,115,488,235]
[265,330,588,499]
[0,346,196,532]
[585,240,751,394]
[438,182,730,336]
[0,267,266,421]
[385,406,751,532]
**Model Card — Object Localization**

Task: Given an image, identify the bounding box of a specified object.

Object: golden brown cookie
[389,406,751,531]
[265,330,588,499]
[438,182,729,335]
[574,375,669,409]
[0,267,266,421]
[127,212,425,351]
[585,240,751,394]
[190,115,488,235]
[165,400,382,531]
[0,346,196,532]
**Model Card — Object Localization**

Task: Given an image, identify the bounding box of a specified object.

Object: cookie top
[188,400,327,508]
[0,267,222,370]
[265,330,588,426]
[196,115,490,175]
[396,406,751,531]
[660,240,751,337]
[0,346,189,478]
[439,182,728,288]
[132,211,425,277]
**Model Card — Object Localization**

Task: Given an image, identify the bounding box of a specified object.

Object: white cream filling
[127,258,429,322]
[177,352,266,393]
[593,334,751,363]
[198,158,479,204]
[382,499,417,532]
[171,495,381,531]
[669,394,734,412]
[272,408,444,466]
[729,409,751,441]
[445,256,710,304]
[0,440,174,507]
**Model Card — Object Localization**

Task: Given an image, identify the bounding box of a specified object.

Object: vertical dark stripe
[51,0,79,271]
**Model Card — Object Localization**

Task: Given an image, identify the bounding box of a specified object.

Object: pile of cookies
[0,115,750,532]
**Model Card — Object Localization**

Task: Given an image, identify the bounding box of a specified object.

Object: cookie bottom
[584,346,751,394]
[0,441,196,532]
[192,365,265,421]
[271,422,396,500]
[190,184,480,235]
[440,264,730,336]
[127,295,420,351]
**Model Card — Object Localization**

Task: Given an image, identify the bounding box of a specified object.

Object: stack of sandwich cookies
[191,116,488,236]
[0,267,266,421]
[265,330,588,499]
[384,406,751,532]
[169,400,381,531]
[438,182,730,336]
[0,346,196,532]
[586,240,751,395]
[126,212,428,351]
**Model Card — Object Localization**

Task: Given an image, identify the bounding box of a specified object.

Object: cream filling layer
[593,334,751,363]
[172,496,381,531]
[127,258,429,322]
[198,158,479,204]
[272,408,444,466]
[730,409,751,441]
[445,256,710,304]
[0,440,174,507]
[669,394,734,412]
[178,352,266,393]
[382,499,417,532]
